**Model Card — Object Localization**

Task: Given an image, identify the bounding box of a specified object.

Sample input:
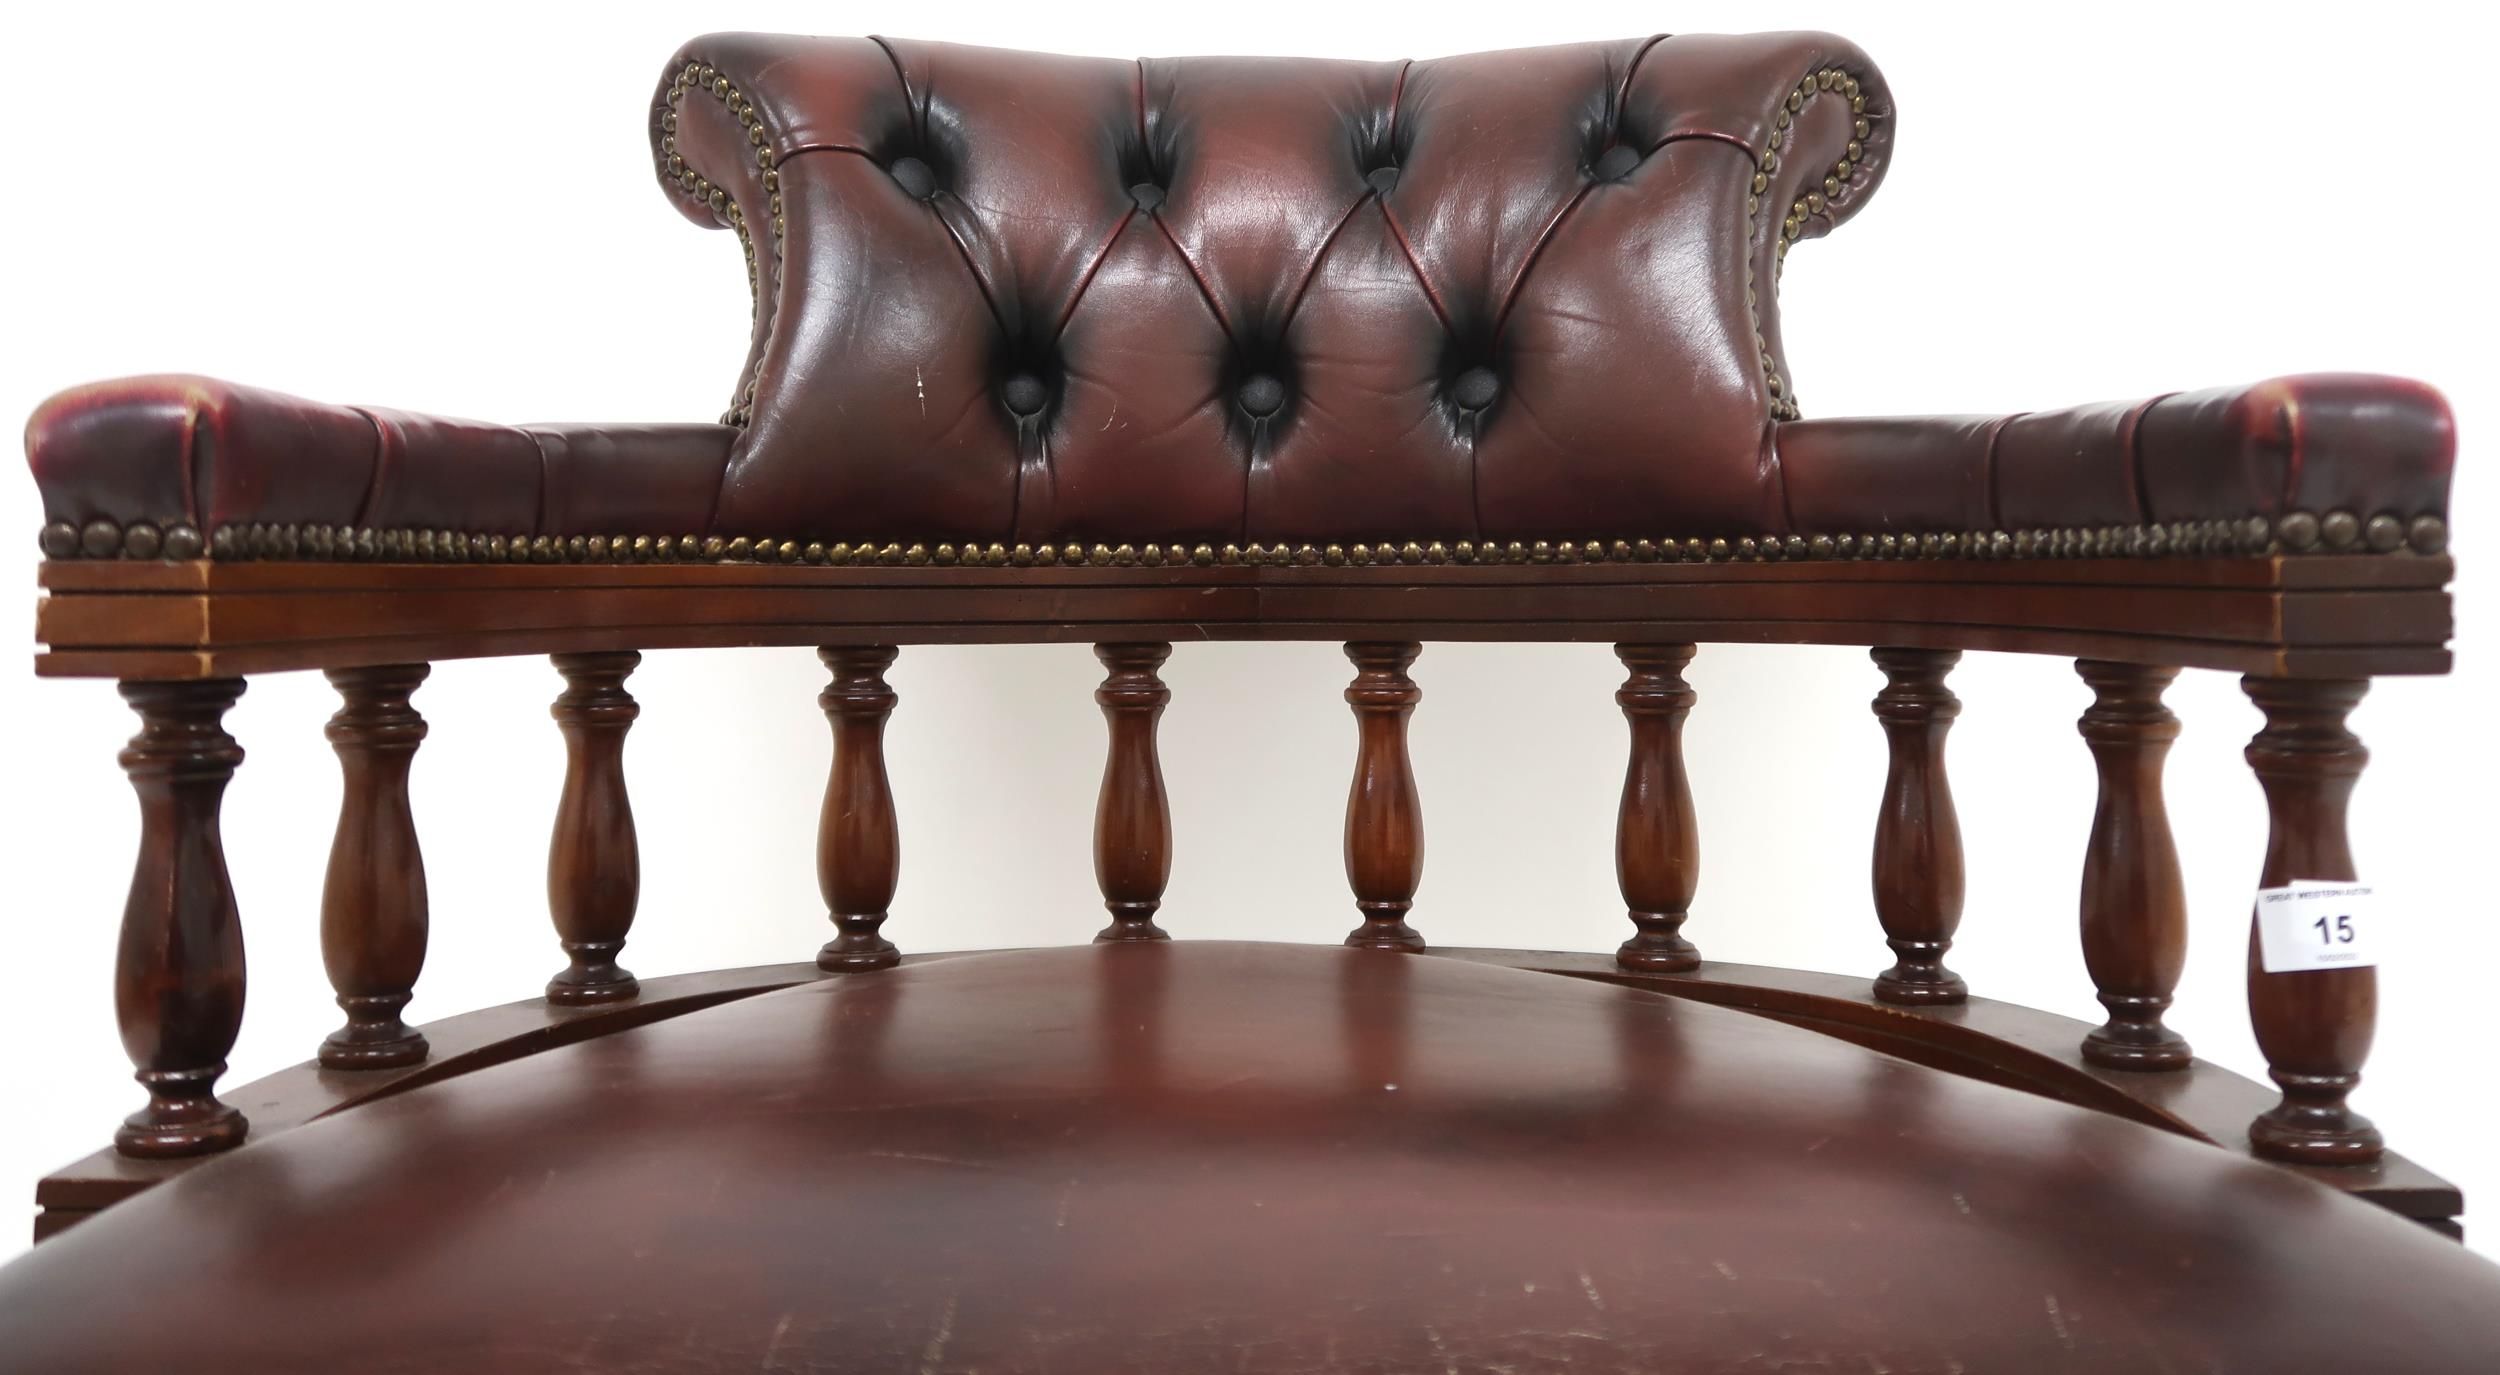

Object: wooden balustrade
[1343,641,1426,951]
[817,646,903,970]
[111,679,251,1157]
[2074,660,2191,1069]
[545,652,642,1004]
[1615,643,1702,972]
[2242,676,2383,1164]
[66,640,2416,1185]
[1093,643,1174,943]
[318,664,433,1068]
[1868,648,1967,1004]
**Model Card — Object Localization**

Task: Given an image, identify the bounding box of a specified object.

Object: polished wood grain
[2073,660,2192,1070]
[544,652,642,1005]
[1092,643,1174,943]
[817,645,903,971]
[1431,948,2462,1229]
[1869,648,1967,1005]
[111,678,251,1157]
[1343,642,1426,951]
[1614,643,1702,972]
[317,665,432,1068]
[2242,676,2383,1165]
[34,956,986,1239]
[29,553,2456,681]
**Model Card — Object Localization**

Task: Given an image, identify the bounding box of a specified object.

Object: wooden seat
[5,941,2496,1372]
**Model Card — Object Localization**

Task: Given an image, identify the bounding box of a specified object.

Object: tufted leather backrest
[653,33,1890,547]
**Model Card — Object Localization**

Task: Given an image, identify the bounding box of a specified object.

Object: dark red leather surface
[1778,373,2456,536]
[17,36,2459,556]
[3,943,2495,1372]
[27,369,2455,554]
[25,375,736,542]
[668,32,1892,544]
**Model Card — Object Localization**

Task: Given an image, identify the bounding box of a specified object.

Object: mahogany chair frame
[26,542,2458,1241]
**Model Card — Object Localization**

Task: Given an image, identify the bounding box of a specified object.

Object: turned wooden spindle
[1093,643,1174,943]
[318,664,433,1068]
[1615,643,1702,972]
[545,652,642,1004]
[112,678,252,1157]
[2075,660,2191,1070]
[1342,641,1426,951]
[2242,675,2383,1165]
[1869,647,1967,1004]
[818,645,903,971]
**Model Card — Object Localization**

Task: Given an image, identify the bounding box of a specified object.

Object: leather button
[1592,145,1640,181]
[1129,182,1166,211]
[1239,374,1286,418]
[889,156,938,200]
[1365,166,1400,195]
[1002,374,1049,416]
[1452,367,1500,411]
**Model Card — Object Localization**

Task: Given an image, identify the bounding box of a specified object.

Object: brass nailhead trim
[660,59,782,428]
[38,511,2450,565]
[1745,66,1871,423]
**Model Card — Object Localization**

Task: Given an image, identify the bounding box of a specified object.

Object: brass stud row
[1743,66,1873,423]
[39,511,2450,564]
[660,58,783,427]
[38,518,205,562]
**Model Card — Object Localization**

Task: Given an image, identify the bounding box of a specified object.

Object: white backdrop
[3,2,2491,1265]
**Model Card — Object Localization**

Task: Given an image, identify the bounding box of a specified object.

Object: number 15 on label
[2254,882,2381,974]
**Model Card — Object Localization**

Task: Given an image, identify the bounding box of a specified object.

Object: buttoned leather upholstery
[19,35,2459,559]
[661,33,1889,544]
[25,376,737,555]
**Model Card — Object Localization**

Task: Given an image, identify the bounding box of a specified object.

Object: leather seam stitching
[1376,200,1451,333]
[1055,207,1139,342]
[1981,413,2021,531]
[869,36,920,141]
[1492,185,1592,347]
[1278,189,1379,334]
[1149,212,1236,345]
[1615,34,1670,123]
[523,431,553,537]
[1384,58,1414,149]
[177,392,206,530]
[2124,394,2174,525]
[343,407,393,530]
[1765,421,1797,536]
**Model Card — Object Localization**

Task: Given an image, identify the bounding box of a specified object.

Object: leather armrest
[27,375,736,560]
[1773,374,2454,554]
[29,372,2455,563]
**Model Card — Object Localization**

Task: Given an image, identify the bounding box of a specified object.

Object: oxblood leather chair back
[657,34,1888,546]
